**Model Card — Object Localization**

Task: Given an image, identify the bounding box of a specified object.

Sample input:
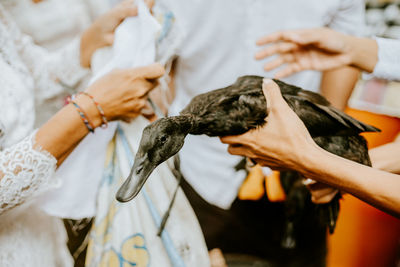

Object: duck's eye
[160,135,167,144]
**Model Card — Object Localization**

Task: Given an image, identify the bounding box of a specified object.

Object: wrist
[297,142,326,173]
[74,94,103,129]
[349,36,378,73]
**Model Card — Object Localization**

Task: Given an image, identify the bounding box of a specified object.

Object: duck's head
[116,116,193,202]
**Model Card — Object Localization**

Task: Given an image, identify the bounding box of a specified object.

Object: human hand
[141,102,157,122]
[76,63,164,126]
[209,248,227,267]
[220,78,318,171]
[303,179,339,204]
[255,28,377,78]
[80,0,155,68]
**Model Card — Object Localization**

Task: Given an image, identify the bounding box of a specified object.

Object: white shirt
[167,0,365,209]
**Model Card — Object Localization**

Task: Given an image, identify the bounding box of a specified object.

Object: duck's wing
[180,87,227,115]
[180,85,267,136]
[293,90,380,133]
[310,102,380,133]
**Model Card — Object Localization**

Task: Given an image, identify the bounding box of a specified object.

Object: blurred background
[330,1,400,267]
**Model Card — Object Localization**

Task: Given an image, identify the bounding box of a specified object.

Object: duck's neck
[173,115,196,135]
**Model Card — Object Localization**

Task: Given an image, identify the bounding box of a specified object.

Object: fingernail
[263,78,273,85]
[302,178,315,185]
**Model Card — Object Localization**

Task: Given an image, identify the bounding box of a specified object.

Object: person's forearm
[369,141,400,174]
[301,145,400,217]
[349,36,378,73]
[320,66,360,110]
[35,95,102,166]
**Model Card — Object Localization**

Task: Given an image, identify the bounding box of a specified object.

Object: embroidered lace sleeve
[0,132,58,215]
[16,36,90,103]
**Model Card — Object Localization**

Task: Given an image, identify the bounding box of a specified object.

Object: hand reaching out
[255,28,378,78]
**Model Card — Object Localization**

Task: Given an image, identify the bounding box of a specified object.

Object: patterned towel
[85,119,209,267]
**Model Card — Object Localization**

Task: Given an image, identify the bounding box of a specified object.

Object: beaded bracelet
[77,92,108,129]
[71,101,95,133]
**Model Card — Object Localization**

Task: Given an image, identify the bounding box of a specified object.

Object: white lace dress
[1,0,106,126]
[0,5,88,267]
[1,0,111,50]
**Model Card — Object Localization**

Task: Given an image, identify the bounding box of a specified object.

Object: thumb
[144,0,155,9]
[133,63,165,80]
[262,78,286,112]
[112,1,138,23]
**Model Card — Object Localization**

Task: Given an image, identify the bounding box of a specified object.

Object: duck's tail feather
[311,102,380,133]
[294,90,380,133]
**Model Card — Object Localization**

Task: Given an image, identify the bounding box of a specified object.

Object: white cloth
[38,0,161,219]
[373,37,400,81]
[0,4,80,266]
[166,0,365,209]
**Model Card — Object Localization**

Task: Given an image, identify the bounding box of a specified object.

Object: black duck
[116,75,379,248]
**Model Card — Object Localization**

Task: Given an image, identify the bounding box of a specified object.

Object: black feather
[118,75,380,253]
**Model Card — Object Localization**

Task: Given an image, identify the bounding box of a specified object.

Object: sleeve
[372,38,400,82]
[327,0,366,36]
[16,35,90,104]
[0,6,90,104]
[0,132,58,215]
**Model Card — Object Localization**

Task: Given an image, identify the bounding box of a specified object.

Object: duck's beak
[116,154,156,202]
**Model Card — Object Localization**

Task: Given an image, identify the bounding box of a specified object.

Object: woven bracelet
[77,92,108,128]
[71,101,95,133]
